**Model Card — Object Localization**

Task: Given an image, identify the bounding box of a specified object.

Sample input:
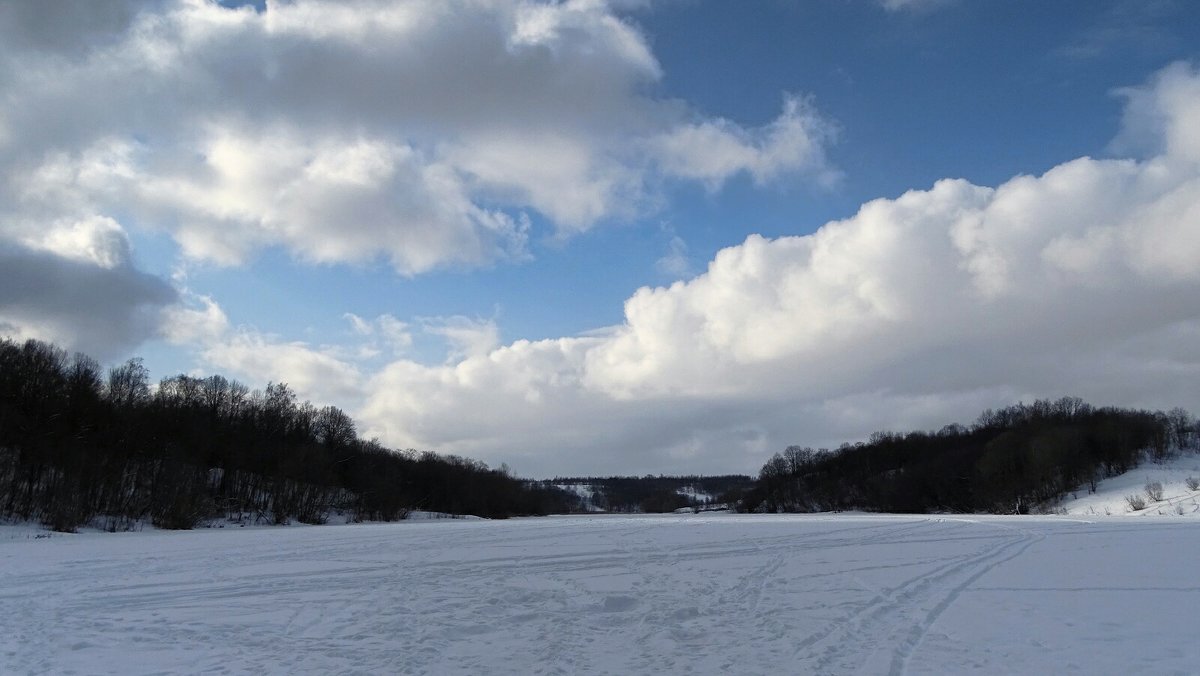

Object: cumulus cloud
[0,0,836,275]
[344,313,413,356]
[20,215,133,269]
[347,62,1200,476]
[162,293,230,346]
[199,330,366,407]
[19,3,1191,477]
[0,241,177,361]
[69,59,1198,477]
[0,0,842,372]
[1112,61,1200,162]
[421,316,502,363]
[651,95,838,189]
[150,128,528,273]
[164,62,1200,476]
[0,1,141,57]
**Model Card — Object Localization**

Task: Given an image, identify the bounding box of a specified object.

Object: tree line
[549,475,753,513]
[743,397,1197,515]
[0,338,574,531]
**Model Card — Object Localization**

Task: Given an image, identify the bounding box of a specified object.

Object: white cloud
[21,215,132,270]
[1112,61,1200,163]
[651,95,838,189]
[161,293,229,346]
[421,316,502,363]
[200,330,366,407]
[448,134,640,236]
[655,235,691,278]
[345,313,374,337]
[0,0,840,370]
[160,62,1200,477]
[344,312,413,355]
[0,0,835,276]
[12,5,1195,478]
[347,62,1200,476]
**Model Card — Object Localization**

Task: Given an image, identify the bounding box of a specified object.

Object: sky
[2,0,1199,478]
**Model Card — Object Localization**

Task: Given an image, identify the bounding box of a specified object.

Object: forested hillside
[550,475,753,513]
[744,397,1197,515]
[0,338,573,531]
[7,336,1197,530]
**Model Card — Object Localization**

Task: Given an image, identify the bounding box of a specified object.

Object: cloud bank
[192,62,1200,476]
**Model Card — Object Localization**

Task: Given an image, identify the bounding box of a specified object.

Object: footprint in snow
[601,595,638,612]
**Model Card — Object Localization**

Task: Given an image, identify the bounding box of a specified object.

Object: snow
[554,482,721,513]
[675,485,715,503]
[405,510,486,521]
[3,513,1199,674]
[554,482,606,512]
[1056,451,1200,517]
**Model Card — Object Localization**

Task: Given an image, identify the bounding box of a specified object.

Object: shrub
[1125,494,1146,511]
[1144,481,1164,502]
[1186,476,1199,491]
[152,490,214,530]
[149,462,215,530]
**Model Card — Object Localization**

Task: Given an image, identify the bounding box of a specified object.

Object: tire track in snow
[790,520,1035,674]
[887,528,1042,675]
[22,516,1180,675]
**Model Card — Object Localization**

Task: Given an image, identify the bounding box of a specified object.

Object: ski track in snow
[2,514,1199,675]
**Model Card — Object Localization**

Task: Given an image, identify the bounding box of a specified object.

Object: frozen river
[3,514,1198,674]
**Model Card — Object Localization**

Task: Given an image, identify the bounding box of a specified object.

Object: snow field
[1058,451,1200,517]
[2,514,1199,674]
[553,483,606,512]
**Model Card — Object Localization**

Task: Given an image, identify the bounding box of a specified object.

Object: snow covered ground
[552,482,720,513]
[554,483,606,512]
[674,485,716,504]
[3,513,1199,675]
[1057,451,1200,517]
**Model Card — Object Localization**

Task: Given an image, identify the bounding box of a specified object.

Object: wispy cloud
[655,235,692,278]
[878,0,955,14]
[1057,0,1181,61]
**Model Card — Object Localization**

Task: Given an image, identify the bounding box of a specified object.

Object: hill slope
[1056,450,1200,517]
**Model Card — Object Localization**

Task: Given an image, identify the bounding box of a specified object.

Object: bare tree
[1144,481,1164,502]
[106,358,149,408]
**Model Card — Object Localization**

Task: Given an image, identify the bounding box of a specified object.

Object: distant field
[3,514,1199,674]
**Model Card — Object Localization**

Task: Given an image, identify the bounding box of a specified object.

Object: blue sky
[2,0,1199,476]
